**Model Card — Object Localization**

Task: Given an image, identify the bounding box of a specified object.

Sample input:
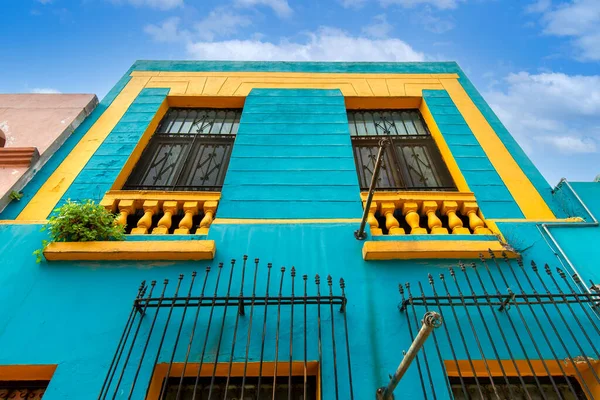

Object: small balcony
[360,191,493,236]
[100,190,220,236]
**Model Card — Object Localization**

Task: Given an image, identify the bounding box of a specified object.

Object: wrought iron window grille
[0,381,48,399]
[99,256,354,400]
[396,251,600,400]
[348,110,456,191]
[124,108,241,192]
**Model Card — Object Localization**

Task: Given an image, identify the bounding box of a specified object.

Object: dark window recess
[0,381,48,399]
[348,109,455,191]
[163,376,316,400]
[124,108,242,192]
[450,376,586,400]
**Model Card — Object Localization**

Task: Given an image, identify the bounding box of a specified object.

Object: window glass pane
[176,141,232,190]
[138,141,189,188]
[348,110,428,136]
[397,144,440,189]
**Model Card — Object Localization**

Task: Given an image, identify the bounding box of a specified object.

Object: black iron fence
[98,257,353,400]
[399,252,600,400]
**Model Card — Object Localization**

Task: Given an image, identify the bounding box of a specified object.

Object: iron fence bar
[531,262,600,387]
[426,274,469,399]
[208,260,237,399]
[256,263,273,399]
[288,267,296,400]
[439,273,486,398]
[340,278,354,400]
[191,262,224,400]
[327,275,340,400]
[459,263,522,399]
[544,265,600,357]
[98,281,146,400]
[417,282,453,399]
[118,280,160,400]
[449,267,501,399]
[135,296,347,307]
[507,256,590,398]
[240,258,260,400]
[145,275,184,400]
[478,256,548,397]
[562,271,600,336]
[177,267,211,400]
[303,275,308,400]
[272,267,286,400]
[487,253,559,399]
[405,283,434,399]
[162,273,197,400]
[224,257,247,400]
[316,275,323,400]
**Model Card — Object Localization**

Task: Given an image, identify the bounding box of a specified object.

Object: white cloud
[144,17,185,43]
[145,10,252,43]
[112,0,183,10]
[235,0,292,18]
[36,0,53,4]
[195,9,252,41]
[525,0,551,13]
[186,27,426,62]
[533,0,600,61]
[380,0,464,9]
[362,14,393,38]
[30,88,61,94]
[484,72,600,155]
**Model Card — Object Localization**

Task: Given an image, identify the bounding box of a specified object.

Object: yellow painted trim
[439,78,555,219]
[487,218,580,223]
[420,100,470,192]
[43,240,216,261]
[102,190,220,205]
[212,218,362,224]
[16,76,151,221]
[0,364,57,381]
[146,362,320,400]
[344,96,422,109]
[0,220,47,225]
[484,220,506,243]
[360,191,476,204]
[445,359,600,400]
[111,100,169,190]
[362,240,517,260]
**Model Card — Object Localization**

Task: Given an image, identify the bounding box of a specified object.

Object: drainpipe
[540,178,599,294]
[355,138,389,240]
[376,312,443,400]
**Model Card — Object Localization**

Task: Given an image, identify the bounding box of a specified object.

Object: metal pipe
[376,311,442,400]
[540,178,599,295]
[355,138,389,240]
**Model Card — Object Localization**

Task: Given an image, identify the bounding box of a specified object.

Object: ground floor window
[0,380,48,399]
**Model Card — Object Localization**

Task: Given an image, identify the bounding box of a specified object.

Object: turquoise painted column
[218,88,363,219]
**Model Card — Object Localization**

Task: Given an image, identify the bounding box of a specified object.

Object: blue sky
[1,0,598,184]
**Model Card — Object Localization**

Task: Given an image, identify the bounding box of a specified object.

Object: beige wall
[0,94,98,210]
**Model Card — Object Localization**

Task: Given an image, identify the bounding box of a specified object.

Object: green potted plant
[34,200,125,262]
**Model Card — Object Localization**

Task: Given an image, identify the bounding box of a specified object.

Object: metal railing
[98,257,354,400]
[395,252,600,400]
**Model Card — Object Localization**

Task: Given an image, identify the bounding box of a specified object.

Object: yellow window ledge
[362,240,517,260]
[43,240,216,261]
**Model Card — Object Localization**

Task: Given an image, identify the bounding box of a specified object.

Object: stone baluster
[116,200,135,227]
[365,201,382,236]
[152,201,178,234]
[174,201,199,234]
[402,202,427,234]
[460,202,493,234]
[421,200,447,234]
[381,202,404,235]
[197,201,218,235]
[441,201,470,234]
[131,200,158,234]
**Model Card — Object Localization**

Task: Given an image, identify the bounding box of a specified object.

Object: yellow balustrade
[100,190,220,235]
[381,202,405,235]
[360,191,493,236]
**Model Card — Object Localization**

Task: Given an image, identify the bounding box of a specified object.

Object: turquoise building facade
[0,61,598,399]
